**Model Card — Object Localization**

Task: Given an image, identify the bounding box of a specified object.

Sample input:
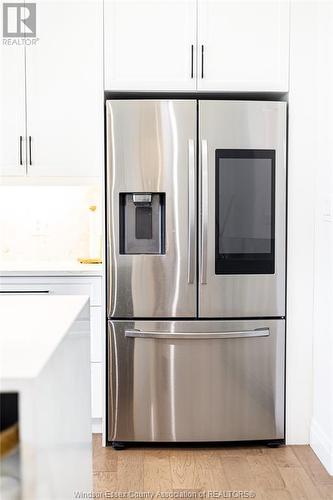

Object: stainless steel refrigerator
[106,99,286,446]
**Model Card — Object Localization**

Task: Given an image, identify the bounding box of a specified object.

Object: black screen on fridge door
[215,149,275,275]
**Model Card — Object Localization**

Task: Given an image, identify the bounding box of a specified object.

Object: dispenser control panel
[119,193,165,255]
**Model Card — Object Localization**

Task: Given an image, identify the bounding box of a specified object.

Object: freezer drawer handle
[125,328,270,339]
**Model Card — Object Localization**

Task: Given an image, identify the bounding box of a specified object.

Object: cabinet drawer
[0,277,102,306]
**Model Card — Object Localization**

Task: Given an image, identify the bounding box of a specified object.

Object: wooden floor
[93,436,333,500]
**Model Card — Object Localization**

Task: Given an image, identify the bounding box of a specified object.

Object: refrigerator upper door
[199,101,286,318]
[106,100,197,318]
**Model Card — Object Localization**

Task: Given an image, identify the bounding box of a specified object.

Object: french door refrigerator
[106,99,286,446]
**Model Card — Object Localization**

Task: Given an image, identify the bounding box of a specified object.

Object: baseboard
[310,419,333,475]
[92,418,102,434]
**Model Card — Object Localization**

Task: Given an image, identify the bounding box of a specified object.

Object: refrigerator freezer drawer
[108,319,285,443]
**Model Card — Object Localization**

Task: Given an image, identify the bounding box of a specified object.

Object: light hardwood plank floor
[93,435,333,500]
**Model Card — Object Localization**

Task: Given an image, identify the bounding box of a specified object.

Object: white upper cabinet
[0,44,26,177]
[104,0,289,92]
[197,0,290,91]
[25,1,103,177]
[104,0,197,90]
[1,1,103,178]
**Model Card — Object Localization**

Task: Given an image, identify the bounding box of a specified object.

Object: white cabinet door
[198,0,290,91]
[0,43,26,176]
[90,306,103,362]
[91,362,103,419]
[25,1,103,177]
[104,0,196,90]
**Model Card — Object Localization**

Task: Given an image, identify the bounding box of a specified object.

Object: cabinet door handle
[0,290,50,294]
[19,136,23,165]
[201,45,204,78]
[190,44,194,78]
[28,136,32,166]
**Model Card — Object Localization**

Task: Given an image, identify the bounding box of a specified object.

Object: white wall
[309,1,333,475]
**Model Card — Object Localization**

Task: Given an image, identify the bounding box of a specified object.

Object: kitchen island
[0,294,92,499]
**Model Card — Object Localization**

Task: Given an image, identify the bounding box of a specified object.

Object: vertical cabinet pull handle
[201,45,204,78]
[188,139,195,284]
[19,136,23,165]
[201,140,208,284]
[190,44,194,79]
[28,136,32,166]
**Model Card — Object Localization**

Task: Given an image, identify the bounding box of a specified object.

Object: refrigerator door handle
[125,328,270,339]
[201,139,208,284]
[188,139,195,284]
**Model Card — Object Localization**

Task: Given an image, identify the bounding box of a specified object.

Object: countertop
[0,294,89,380]
[0,294,92,498]
[0,260,103,277]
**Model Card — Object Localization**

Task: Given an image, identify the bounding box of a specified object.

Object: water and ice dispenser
[119,193,165,254]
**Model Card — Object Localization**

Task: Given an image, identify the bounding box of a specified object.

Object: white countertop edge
[0,261,103,277]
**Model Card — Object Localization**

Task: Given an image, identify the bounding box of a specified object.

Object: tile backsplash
[0,185,102,265]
